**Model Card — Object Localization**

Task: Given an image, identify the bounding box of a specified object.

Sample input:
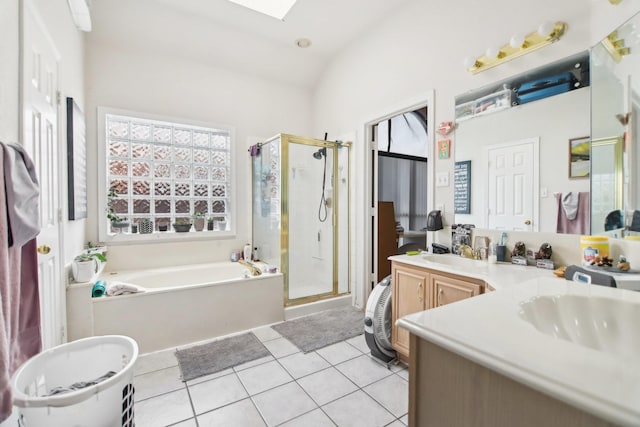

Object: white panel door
[22,0,64,350]
[487,140,537,231]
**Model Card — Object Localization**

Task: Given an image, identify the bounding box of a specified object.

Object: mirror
[454,10,640,238]
[590,12,640,238]
[454,52,590,234]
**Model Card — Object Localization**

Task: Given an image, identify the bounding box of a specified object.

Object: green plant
[174,219,192,225]
[192,212,205,218]
[107,184,127,223]
[207,217,214,224]
[75,252,107,263]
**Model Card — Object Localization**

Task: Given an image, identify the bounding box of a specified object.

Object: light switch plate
[436,172,449,187]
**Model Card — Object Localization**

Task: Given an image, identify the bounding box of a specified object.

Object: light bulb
[509,34,525,48]
[485,46,500,59]
[538,21,554,37]
[463,56,477,69]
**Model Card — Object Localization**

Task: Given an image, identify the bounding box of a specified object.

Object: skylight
[228,0,298,20]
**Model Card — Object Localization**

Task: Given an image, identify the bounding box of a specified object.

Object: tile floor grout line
[182,381,201,427]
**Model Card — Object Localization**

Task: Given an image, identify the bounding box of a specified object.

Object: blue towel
[92,280,106,298]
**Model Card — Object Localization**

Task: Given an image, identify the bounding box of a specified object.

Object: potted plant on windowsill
[138,218,154,234]
[207,217,215,231]
[107,184,129,233]
[71,251,107,283]
[214,216,227,231]
[173,219,192,233]
[192,212,205,231]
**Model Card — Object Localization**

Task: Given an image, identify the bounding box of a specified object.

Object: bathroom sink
[519,294,640,358]
[422,254,488,270]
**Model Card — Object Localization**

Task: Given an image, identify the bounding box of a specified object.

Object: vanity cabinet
[431,273,482,308]
[391,263,429,359]
[391,261,485,360]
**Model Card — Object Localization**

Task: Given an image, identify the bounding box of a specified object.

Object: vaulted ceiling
[88,0,415,89]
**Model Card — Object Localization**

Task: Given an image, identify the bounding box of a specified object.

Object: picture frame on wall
[569,136,590,179]
[67,97,88,220]
[438,139,451,159]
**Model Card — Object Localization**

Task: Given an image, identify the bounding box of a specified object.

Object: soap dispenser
[243,243,252,261]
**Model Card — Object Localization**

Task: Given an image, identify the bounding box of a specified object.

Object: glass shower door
[287,142,335,301]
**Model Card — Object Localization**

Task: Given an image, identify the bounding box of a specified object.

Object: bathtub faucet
[239,260,262,276]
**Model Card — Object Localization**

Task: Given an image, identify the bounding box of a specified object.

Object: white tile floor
[133,326,408,426]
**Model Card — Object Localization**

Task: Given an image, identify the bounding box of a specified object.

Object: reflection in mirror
[591,12,640,238]
[454,53,590,234]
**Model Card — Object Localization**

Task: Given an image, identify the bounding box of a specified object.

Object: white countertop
[392,254,640,426]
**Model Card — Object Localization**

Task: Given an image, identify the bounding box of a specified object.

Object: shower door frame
[258,134,352,307]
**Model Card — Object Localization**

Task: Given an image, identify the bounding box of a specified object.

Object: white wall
[0,0,19,145]
[84,42,314,269]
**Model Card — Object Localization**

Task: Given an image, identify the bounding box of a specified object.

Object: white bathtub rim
[90,272,281,302]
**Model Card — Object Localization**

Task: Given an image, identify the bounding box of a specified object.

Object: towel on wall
[555,192,590,235]
[561,192,580,220]
[2,142,39,247]
[0,142,42,422]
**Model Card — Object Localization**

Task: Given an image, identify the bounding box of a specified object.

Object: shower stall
[251,134,351,306]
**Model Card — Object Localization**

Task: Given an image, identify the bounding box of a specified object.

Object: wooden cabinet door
[391,263,428,358]
[431,273,482,308]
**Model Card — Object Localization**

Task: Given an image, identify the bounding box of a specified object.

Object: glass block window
[106,113,232,232]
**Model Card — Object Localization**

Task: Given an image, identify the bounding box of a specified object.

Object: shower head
[313,147,326,160]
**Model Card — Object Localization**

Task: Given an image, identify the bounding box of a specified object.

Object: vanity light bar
[601,31,630,62]
[465,22,568,75]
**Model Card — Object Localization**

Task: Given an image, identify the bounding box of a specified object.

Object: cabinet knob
[524,219,532,225]
[438,288,444,305]
[418,282,423,302]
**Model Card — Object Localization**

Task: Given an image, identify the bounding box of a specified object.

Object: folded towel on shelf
[106,282,146,296]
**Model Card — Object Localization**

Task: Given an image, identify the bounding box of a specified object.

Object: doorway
[485,138,539,231]
[21,0,66,349]
[356,91,435,303]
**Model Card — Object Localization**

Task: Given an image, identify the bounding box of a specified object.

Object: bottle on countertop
[243,243,252,261]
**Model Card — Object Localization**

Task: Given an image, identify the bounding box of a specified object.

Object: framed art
[67,97,88,219]
[438,139,451,159]
[569,136,590,179]
[454,160,471,214]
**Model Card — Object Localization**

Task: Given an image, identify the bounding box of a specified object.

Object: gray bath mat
[271,306,364,353]
[176,332,269,381]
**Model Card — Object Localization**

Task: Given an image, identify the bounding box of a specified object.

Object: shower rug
[271,305,364,353]
[176,332,269,381]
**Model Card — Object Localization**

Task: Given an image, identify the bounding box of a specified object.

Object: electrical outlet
[436,172,449,187]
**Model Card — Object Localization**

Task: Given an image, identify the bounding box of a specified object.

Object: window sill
[102,229,236,245]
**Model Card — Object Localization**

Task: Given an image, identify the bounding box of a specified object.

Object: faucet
[458,245,475,259]
[239,260,262,276]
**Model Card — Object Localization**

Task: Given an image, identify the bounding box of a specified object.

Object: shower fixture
[313,147,326,159]
[315,147,329,222]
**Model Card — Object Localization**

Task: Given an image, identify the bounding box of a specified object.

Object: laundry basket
[10,335,138,427]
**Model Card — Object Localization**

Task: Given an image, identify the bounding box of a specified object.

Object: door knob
[524,220,532,225]
[37,245,51,254]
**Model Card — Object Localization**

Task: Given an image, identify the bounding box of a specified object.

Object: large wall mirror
[591,12,640,238]
[453,11,640,239]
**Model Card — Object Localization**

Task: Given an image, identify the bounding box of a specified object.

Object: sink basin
[519,294,640,358]
[422,254,488,270]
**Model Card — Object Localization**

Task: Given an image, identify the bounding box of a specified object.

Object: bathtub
[66,262,284,353]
